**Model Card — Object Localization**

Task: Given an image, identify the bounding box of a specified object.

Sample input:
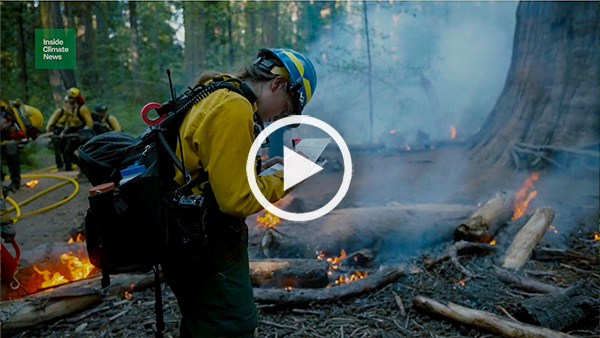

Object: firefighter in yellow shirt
[1,99,44,192]
[162,48,317,337]
[45,87,93,171]
[92,103,121,134]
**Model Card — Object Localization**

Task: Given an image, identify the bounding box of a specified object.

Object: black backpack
[78,77,258,337]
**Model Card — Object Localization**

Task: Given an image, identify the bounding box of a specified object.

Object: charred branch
[454,191,515,243]
[413,295,577,338]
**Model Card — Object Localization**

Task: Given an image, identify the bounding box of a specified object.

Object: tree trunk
[76,1,100,96]
[183,2,205,85]
[128,1,141,100]
[227,3,234,67]
[470,2,599,168]
[39,1,76,104]
[16,2,28,101]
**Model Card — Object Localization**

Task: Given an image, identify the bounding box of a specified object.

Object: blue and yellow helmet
[255,48,317,115]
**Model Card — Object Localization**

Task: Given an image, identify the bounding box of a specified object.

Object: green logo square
[35,29,76,69]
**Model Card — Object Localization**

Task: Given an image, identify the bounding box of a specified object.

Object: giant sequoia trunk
[39,1,77,104]
[470,2,599,167]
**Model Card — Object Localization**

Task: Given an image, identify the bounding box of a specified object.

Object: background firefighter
[0,99,44,193]
[45,87,93,171]
[92,103,122,134]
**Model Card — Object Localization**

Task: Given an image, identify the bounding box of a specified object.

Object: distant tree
[39,1,76,104]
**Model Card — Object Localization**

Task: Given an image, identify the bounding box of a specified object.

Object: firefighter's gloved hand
[1,224,16,243]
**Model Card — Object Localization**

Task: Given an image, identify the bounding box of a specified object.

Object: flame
[452,276,467,289]
[389,129,397,134]
[60,253,95,281]
[326,249,346,270]
[25,179,39,188]
[257,210,281,228]
[125,284,135,300]
[67,233,84,244]
[450,126,457,139]
[406,146,411,151]
[284,286,293,291]
[33,266,69,288]
[549,225,558,234]
[594,231,599,241]
[334,271,368,284]
[33,252,96,290]
[512,173,539,220]
[489,240,496,245]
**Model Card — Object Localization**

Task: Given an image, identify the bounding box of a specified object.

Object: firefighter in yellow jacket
[1,99,44,192]
[92,103,121,134]
[162,48,317,337]
[45,87,93,171]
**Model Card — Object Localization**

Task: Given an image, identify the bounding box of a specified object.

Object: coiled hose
[1,174,79,222]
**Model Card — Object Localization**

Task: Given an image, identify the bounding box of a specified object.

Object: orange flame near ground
[33,252,96,290]
[406,146,411,151]
[284,286,293,291]
[452,276,467,289]
[257,210,281,228]
[334,271,368,284]
[512,173,539,220]
[450,126,457,139]
[25,179,39,188]
[594,231,599,241]
[317,250,368,286]
[33,266,69,288]
[489,240,497,245]
[389,129,397,134]
[549,225,558,234]
[67,233,84,244]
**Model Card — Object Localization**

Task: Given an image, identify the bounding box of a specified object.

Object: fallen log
[454,191,515,243]
[413,295,577,338]
[1,272,154,332]
[532,247,598,264]
[492,266,563,294]
[253,265,404,305]
[513,280,598,331]
[249,259,329,288]
[503,207,554,269]
[252,204,477,259]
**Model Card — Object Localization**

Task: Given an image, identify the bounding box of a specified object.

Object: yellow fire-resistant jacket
[46,105,93,132]
[174,77,285,217]
[94,113,122,132]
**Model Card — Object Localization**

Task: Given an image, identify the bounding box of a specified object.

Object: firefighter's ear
[270,76,287,92]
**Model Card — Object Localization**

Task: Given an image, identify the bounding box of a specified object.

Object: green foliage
[1,0,344,162]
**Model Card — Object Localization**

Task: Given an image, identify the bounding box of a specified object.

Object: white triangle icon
[283,146,324,190]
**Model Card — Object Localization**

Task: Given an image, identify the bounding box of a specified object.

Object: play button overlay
[283,146,324,190]
[246,115,353,222]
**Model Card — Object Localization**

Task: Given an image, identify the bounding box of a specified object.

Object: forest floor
[2,145,599,337]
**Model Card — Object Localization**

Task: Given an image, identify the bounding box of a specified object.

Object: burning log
[249,259,329,288]
[253,265,404,305]
[513,280,598,332]
[413,295,577,338]
[1,273,155,332]
[503,207,554,270]
[2,242,94,300]
[254,204,477,259]
[453,191,515,243]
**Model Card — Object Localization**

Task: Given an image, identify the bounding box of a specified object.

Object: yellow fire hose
[1,174,79,222]
[4,196,21,223]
